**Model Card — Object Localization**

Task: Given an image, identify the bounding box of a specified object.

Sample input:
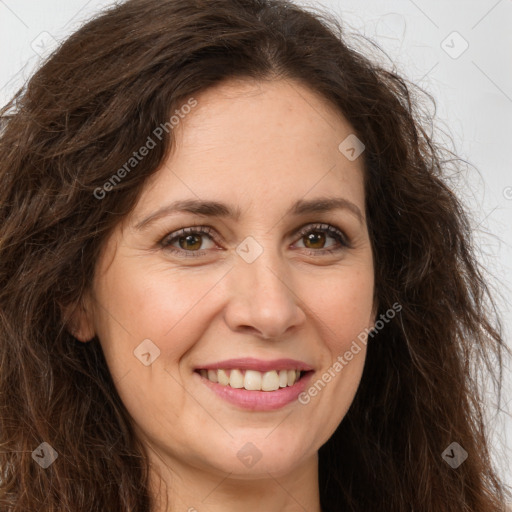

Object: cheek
[97,264,224,357]
[292,265,373,440]
[307,265,375,346]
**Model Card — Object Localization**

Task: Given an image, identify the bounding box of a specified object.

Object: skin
[67,78,376,512]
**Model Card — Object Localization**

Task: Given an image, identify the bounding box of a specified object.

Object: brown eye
[294,223,350,254]
[160,226,216,257]
[177,233,203,251]
[302,231,327,249]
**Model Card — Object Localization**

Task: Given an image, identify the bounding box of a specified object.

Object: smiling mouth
[195,368,312,392]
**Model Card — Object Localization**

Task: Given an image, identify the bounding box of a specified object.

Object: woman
[0,0,510,510]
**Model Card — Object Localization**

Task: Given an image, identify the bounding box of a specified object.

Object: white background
[1,0,510,491]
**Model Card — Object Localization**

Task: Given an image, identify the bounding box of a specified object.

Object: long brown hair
[0,0,510,510]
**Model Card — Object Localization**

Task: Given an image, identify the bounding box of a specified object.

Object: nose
[223,245,306,340]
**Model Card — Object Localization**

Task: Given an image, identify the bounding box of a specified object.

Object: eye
[293,223,350,255]
[159,223,350,258]
[159,226,216,258]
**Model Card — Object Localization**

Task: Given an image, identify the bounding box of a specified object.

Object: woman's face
[73,78,375,481]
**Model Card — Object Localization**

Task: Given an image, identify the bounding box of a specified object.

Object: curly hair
[0,0,510,510]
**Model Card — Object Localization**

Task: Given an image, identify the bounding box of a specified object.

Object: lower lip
[195,371,314,411]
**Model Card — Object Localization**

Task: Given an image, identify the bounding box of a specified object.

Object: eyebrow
[134,196,364,231]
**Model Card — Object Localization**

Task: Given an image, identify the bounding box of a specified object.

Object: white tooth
[215,368,299,389]
[229,369,244,388]
[244,370,262,390]
[261,370,280,391]
[218,369,229,386]
[200,369,207,378]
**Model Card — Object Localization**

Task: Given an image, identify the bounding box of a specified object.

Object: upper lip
[195,357,314,372]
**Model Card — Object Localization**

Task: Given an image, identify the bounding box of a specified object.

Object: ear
[60,293,96,342]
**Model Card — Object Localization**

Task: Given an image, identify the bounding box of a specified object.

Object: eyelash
[158,223,351,258]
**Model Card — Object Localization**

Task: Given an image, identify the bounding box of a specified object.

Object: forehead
[132,78,365,218]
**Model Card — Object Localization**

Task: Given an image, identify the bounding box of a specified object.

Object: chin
[200,434,315,478]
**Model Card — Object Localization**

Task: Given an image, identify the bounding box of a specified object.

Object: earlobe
[61,294,96,342]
